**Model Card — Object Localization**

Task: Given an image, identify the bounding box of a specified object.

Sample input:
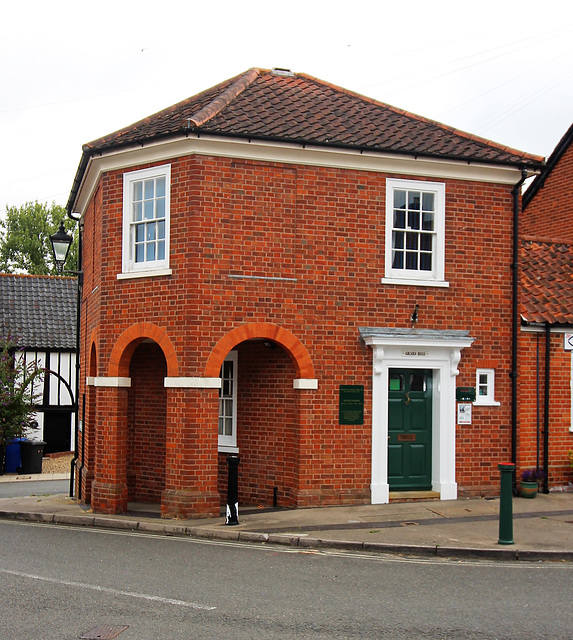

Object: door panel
[388,444,404,477]
[388,369,432,490]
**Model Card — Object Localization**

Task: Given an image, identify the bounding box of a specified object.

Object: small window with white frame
[122,164,171,276]
[218,351,238,451]
[474,368,500,406]
[384,178,447,286]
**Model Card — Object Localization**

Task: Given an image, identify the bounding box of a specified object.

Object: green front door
[388,369,432,491]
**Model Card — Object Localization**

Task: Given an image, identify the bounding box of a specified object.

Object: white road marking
[1,568,216,610]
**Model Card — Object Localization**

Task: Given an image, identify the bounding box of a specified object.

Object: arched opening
[212,330,313,509]
[89,342,97,378]
[126,340,167,504]
[90,323,178,515]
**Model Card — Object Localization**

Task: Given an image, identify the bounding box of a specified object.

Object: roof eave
[523,121,573,209]
[66,148,91,217]
[68,126,544,211]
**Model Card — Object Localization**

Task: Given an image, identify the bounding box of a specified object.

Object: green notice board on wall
[339,385,364,425]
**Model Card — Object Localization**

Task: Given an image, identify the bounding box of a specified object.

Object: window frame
[383,178,447,286]
[474,368,500,406]
[218,351,238,452]
[122,164,171,277]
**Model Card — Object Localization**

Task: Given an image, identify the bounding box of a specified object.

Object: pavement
[1,471,573,562]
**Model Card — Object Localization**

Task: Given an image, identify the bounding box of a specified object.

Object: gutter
[66,150,91,216]
[66,128,543,217]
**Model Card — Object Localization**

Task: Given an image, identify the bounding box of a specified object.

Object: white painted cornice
[293,378,319,390]
[72,134,537,216]
[360,328,475,350]
[164,377,221,389]
[94,376,131,388]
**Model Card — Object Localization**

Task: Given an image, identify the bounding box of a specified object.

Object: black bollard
[226,455,240,525]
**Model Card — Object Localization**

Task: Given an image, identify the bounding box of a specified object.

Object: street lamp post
[50,220,82,498]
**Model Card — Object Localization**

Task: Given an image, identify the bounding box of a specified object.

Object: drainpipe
[77,392,86,500]
[536,333,540,473]
[543,323,551,493]
[511,168,528,488]
[67,214,83,498]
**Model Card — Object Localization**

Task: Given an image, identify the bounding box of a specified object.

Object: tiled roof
[84,68,543,167]
[523,121,573,209]
[0,274,77,350]
[521,238,573,325]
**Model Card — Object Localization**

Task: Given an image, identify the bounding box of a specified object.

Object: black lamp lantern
[50,221,73,273]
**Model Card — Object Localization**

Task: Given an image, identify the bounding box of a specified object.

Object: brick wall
[519,331,573,487]
[127,342,167,502]
[520,139,573,489]
[217,341,298,507]
[81,153,520,507]
[523,141,573,241]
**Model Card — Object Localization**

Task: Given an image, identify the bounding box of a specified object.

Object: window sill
[218,445,239,454]
[117,268,172,280]
[473,400,501,407]
[382,277,449,288]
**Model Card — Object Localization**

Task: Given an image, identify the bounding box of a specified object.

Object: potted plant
[520,468,544,498]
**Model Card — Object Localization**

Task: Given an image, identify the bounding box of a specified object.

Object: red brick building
[66,68,545,517]
[520,122,573,491]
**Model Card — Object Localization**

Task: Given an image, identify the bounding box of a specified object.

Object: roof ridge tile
[187,68,262,127]
[0,272,76,280]
[522,235,573,247]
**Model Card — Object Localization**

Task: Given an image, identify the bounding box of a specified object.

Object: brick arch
[204,322,315,379]
[108,323,179,377]
[89,342,97,378]
[88,328,98,378]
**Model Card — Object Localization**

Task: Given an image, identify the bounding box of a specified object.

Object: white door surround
[360,328,475,504]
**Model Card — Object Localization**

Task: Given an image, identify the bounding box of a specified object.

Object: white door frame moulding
[360,328,474,504]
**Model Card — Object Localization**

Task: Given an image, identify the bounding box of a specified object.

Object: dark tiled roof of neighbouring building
[523,121,573,209]
[0,274,77,350]
[521,237,573,325]
[83,68,544,167]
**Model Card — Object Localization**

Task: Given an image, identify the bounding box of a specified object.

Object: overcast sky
[1,1,572,216]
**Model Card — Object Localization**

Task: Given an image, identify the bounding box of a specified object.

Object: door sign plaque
[339,385,364,425]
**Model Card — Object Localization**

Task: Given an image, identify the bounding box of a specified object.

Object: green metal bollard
[498,462,515,545]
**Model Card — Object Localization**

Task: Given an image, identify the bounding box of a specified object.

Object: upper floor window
[384,178,447,286]
[122,165,171,276]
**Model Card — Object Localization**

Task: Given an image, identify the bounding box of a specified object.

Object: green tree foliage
[0,202,78,275]
[0,335,41,451]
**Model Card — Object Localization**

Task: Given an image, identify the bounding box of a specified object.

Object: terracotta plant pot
[520,480,538,498]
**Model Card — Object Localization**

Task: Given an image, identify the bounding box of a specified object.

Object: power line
[473,69,573,135]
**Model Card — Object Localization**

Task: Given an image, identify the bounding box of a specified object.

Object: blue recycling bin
[5,438,23,473]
